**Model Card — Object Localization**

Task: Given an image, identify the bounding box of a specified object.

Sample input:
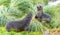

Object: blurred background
[0,0,60,35]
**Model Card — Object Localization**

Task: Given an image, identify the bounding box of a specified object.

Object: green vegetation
[45,5,60,28]
[0,0,60,35]
[0,27,42,35]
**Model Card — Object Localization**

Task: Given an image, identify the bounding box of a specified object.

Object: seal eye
[40,6,41,8]
[37,6,39,8]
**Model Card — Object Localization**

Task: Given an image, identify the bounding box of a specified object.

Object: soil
[43,28,60,35]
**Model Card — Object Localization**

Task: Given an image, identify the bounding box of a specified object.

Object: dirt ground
[43,28,60,35]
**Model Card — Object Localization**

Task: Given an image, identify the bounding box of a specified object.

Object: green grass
[0,0,60,35]
[29,4,60,32]
[44,5,60,28]
[0,4,60,33]
[0,27,42,35]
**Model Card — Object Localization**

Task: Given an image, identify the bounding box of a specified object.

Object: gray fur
[6,12,32,32]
